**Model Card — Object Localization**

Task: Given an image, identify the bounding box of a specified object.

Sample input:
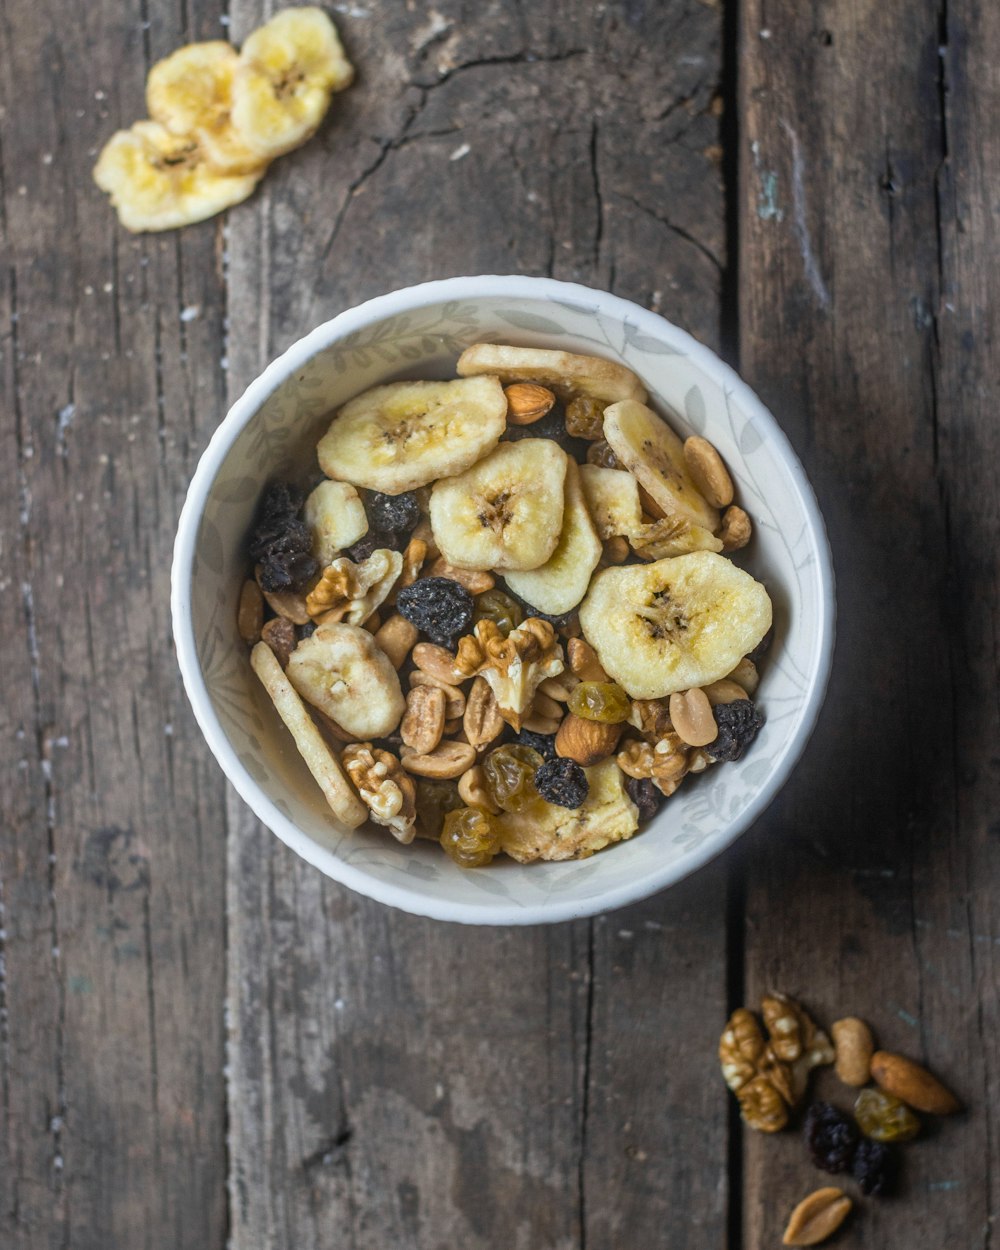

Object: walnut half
[342,743,417,844]
[453,617,564,731]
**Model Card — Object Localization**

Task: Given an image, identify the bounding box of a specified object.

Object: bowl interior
[178,280,832,923]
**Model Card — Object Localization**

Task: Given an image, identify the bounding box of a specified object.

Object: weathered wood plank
[225,2,730,1246]
[0,1,229,1245]
[738,0,999,1244]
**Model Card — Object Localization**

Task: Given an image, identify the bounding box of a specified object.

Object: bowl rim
[171,275,835,925]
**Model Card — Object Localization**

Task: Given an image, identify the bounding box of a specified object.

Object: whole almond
[504,382,556,425]
[400,684,447,755]
[427,557,495,594]
[400,740,477,780]
[870,1050,961,1114]
[831,1017,874,1087]
[782,1188,852,1246]
[463,676,505,748]
[669,688,718,747]
[555,714,622,767]
[683,435,734,508]
[567,637,610,683]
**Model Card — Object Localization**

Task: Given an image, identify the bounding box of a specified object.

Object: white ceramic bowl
[171,276,834,924]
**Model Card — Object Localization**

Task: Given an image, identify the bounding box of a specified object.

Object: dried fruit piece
[318,376,507,495]
[457,343,647,404]
[250,642,367,828]
[473,588,523,637]
[304,480,369,564]
[869,1050,961,1114]
[782,1187,852,1246]
[413,779,465,840]
[92,120,264,233]
[396,576,474,648]
[567,681,631,724]
[683,435,734,508]
[513,728,558,760]
[707,699,764,762]
[482,743,543,812]
[578,554,772,700]
[577,464,643,539]
[585,439,621,469]
[851,1137,893,1196]
[803,1102,859,1174]
[231,7,354,161]
[287,620,405,738]
[533,757,588,809]
[440,806,501,868]
[564,395,606,440]
[365,489,420,535]
[853,1088,920,1142]
[831,1017,875,1087]
[624,775,662,822]
[249,482,319,592]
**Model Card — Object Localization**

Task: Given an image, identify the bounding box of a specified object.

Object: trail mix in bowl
[238,344,773,866]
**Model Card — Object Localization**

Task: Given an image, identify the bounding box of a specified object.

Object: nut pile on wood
[239,344,775,867]
[719,994,964,1245]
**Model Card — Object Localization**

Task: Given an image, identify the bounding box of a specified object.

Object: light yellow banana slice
[603,400,720,533]
[457,343,646,404]
[146,41,266,176]
[304,480,368,565]
[429,439,567,572]
[286,621,405,738]
[497,758,639,863]
[629,514,724,560]
[92,120,263,232]
[577,464,644,539]
[505,461,602,614]
[231,7,354,160]
[578,552,772,699]
[318,376,506,495]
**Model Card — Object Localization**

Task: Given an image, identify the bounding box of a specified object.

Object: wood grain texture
[738,0,999,1245]
[0,1,229,1246]
[224,2,730,1247]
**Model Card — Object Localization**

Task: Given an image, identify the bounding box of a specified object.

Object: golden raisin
[564,395,606,441]
[440,806,501,868]
[568,681,631,724]
[586,439,620,469]
[482,743,543,812]
[473,588,523,638]
[854,1088,920,1143]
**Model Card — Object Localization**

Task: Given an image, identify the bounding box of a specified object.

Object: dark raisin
[345,529,401,562]
[248,482,318,591]
[625,775,663,823]
[396,577,474,647]
[804,1102,859,1174]
[364,490,420,535]
[707,700,764,763]
[514,728,558,760]
[534,758,589,809]
[503,407,591,461]
[851,1138,893,1197]
[298,621,317,640]
[749,628,773,661]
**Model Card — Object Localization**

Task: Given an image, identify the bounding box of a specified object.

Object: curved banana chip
[578,552,772,699]
[92,120,263,233]
[231,7,354,160]
[318,377,507,495]
[505,460,602,614]
[457,343,646,405]
[146,41,265,176]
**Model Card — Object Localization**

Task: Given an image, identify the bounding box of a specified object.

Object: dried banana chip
[250,641,368,828]
[92,120,263,233]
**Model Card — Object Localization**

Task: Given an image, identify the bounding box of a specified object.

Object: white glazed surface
[171,276,835,924]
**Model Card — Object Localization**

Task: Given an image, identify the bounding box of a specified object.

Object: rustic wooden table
[3,1,997,1246]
